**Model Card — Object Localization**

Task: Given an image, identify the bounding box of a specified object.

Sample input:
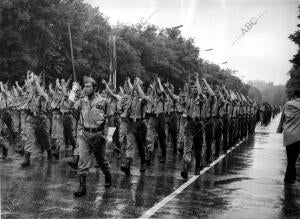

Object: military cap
[83,76,96,86]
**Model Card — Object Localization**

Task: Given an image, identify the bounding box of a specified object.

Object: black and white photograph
[0,0,299,218]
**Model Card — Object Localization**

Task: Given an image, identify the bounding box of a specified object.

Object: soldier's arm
[136,82,146,100]
[156,77,168,98]
[33,75,49,101]
[105,100,114,127]
[201,78,215,97]
[102,79,120,102]
[164,84,179,102]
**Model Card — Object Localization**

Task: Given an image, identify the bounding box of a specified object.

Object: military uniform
[177,93,186,154]
[214,94,224,157]
[222,101,231,152]
[21,89,52,166]
[121,90,148,174]
[204,95,217,166]
[181,93,206,179]
[166,95,179,155]
[73,94,112,175]
[145,93,167,163]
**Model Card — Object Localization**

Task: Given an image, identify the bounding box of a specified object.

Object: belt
[83,126,104,133]
[187,117,200,121]
[128,118,142,122]
[60,111,72,116]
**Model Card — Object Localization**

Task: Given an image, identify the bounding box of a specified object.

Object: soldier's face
[191,86,197,95]
[84,83,94,96]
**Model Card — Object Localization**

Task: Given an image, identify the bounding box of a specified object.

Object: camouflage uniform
[21,90,51,166]
[204,95,217,166]
[122,92,148,174]
[146,94,167,162]
[181,94,206,179]
[214,95,225,157]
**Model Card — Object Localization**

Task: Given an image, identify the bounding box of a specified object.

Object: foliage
[286,5,300,98]
[0,0,251,96]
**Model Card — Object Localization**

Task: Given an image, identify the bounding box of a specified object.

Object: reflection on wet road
[1,115,300,218]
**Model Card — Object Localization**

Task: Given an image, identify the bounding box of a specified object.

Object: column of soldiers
[0,71,279,197]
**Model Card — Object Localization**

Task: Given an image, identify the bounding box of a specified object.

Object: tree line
[1,0,252,95]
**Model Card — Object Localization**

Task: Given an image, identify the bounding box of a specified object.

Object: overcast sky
[85,0,299,85]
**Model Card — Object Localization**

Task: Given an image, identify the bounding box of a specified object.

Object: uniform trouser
[51,112,64,154]
[168,114,178,153]
[247,116,252,135]
[222,117,229,151]
[126,120,147,164]
[229,118,236,145]
[77,130,110,175]
[252,117,256,134]
[146,115,166,157]
[285,141,300,182]
[177,117,186,151]
[24,115,51,155]
[0,116,7,150]
[237,117,242,140]
[112,115,121,152]
[0,109,14,138]
[12,110,20,133]
[204,118,215,163]
[214,117,223,156]
[62,114,76,149]
[242,117,247,137]
[119,119,128,155]
[20,111,27,142]
[183,119,204,169]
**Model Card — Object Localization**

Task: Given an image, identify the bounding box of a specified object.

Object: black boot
[104,172,112,188]
[121,158,131,176]
[146,151,152,166]
[15,147,24,156]
[53,146,60,160]
[140,162,146,172]
[194,161,203,175]
[47,149,52,162]
[2,147,8,159]
[159,155,166,163]
[21,152,31,167]
[67,155,79,170]
[74,174,87,197]
[181,161,189,180]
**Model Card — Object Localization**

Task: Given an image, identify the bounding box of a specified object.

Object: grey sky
[85,0,298,85]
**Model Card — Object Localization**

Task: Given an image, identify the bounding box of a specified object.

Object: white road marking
[139,139,246,219]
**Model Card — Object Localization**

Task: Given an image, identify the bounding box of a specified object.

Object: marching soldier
[222,86,232,152]
[213,85,225,158]
[177,83,188,155]
[181,74,206,179]
[203,78,217,166]
[164,83,179,156]
[20,72,52,167]
[68,76,112,197]
[121,77,148,175]
[118,78,133,164]
[145,77,167,163]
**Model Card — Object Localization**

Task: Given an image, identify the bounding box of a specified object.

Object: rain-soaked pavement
[1,114,300,218]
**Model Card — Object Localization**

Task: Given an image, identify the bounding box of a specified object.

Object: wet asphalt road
[1,115,300,218]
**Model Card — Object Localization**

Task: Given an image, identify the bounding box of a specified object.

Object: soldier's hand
[71,82,79,92]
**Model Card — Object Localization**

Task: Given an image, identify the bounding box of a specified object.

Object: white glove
[71,82,79,92]
[69,82,79,102]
